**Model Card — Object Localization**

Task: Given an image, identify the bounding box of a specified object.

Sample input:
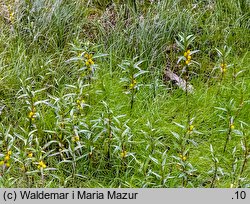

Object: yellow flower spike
[187,55,191,60]
[6,162,10,168]
[37,161,46,169]
[7,151,12,156]
[187,49,191,55]
[184,52,188,57]
[0,161,4,166]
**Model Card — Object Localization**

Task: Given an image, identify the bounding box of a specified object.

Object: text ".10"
[235,191,246,200]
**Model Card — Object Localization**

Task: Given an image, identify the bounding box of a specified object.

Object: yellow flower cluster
[72,135,80,142]
[184,49,192,65]
[0,151,12,167]
[84,53,94,67]
[179,153,187,161]
[37,161,46,169]
[221,63,227,73]
[76,99,85,110]
[129,79,137,90]
[120,150,127,158]
[28,107,36,121]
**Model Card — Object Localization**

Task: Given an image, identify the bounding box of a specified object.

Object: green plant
[119,57,148,113]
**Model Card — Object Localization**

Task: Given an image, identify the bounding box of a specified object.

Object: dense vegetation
[0,0,249,187]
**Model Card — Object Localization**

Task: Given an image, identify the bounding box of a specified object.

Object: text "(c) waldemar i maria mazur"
[19,190,139,200]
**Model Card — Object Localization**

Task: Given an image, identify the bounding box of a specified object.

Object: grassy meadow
[0,0,250,187]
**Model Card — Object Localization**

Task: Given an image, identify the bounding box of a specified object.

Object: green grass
[0,0,249,188]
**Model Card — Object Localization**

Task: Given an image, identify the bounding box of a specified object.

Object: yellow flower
[188,125,194,132]
[221,63,227,72]
[85,60,90,66]
[84,52,94,66]
[37,161,46,169]
[184,50,192,65]
[77,99,85,109]
[230,124,235,130]
[28,111,35,120]
[88,59,94,65]
[84,53,93,59]
[0,161,4,166]
[7,151,12,156]
[27,152,33,158]
[179,154,187,161]
[184,50,191,57]
[4,155,10,161]
[10,12,14,23]
[84,53,89,58]
[6,162,10,168]
[72,135,80,142]
[121,150,127,158]
[129,79,137,90]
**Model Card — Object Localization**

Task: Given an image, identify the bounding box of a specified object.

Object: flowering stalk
[215,46,231,83]
[176,33,199,133]
[119,58,148,115]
